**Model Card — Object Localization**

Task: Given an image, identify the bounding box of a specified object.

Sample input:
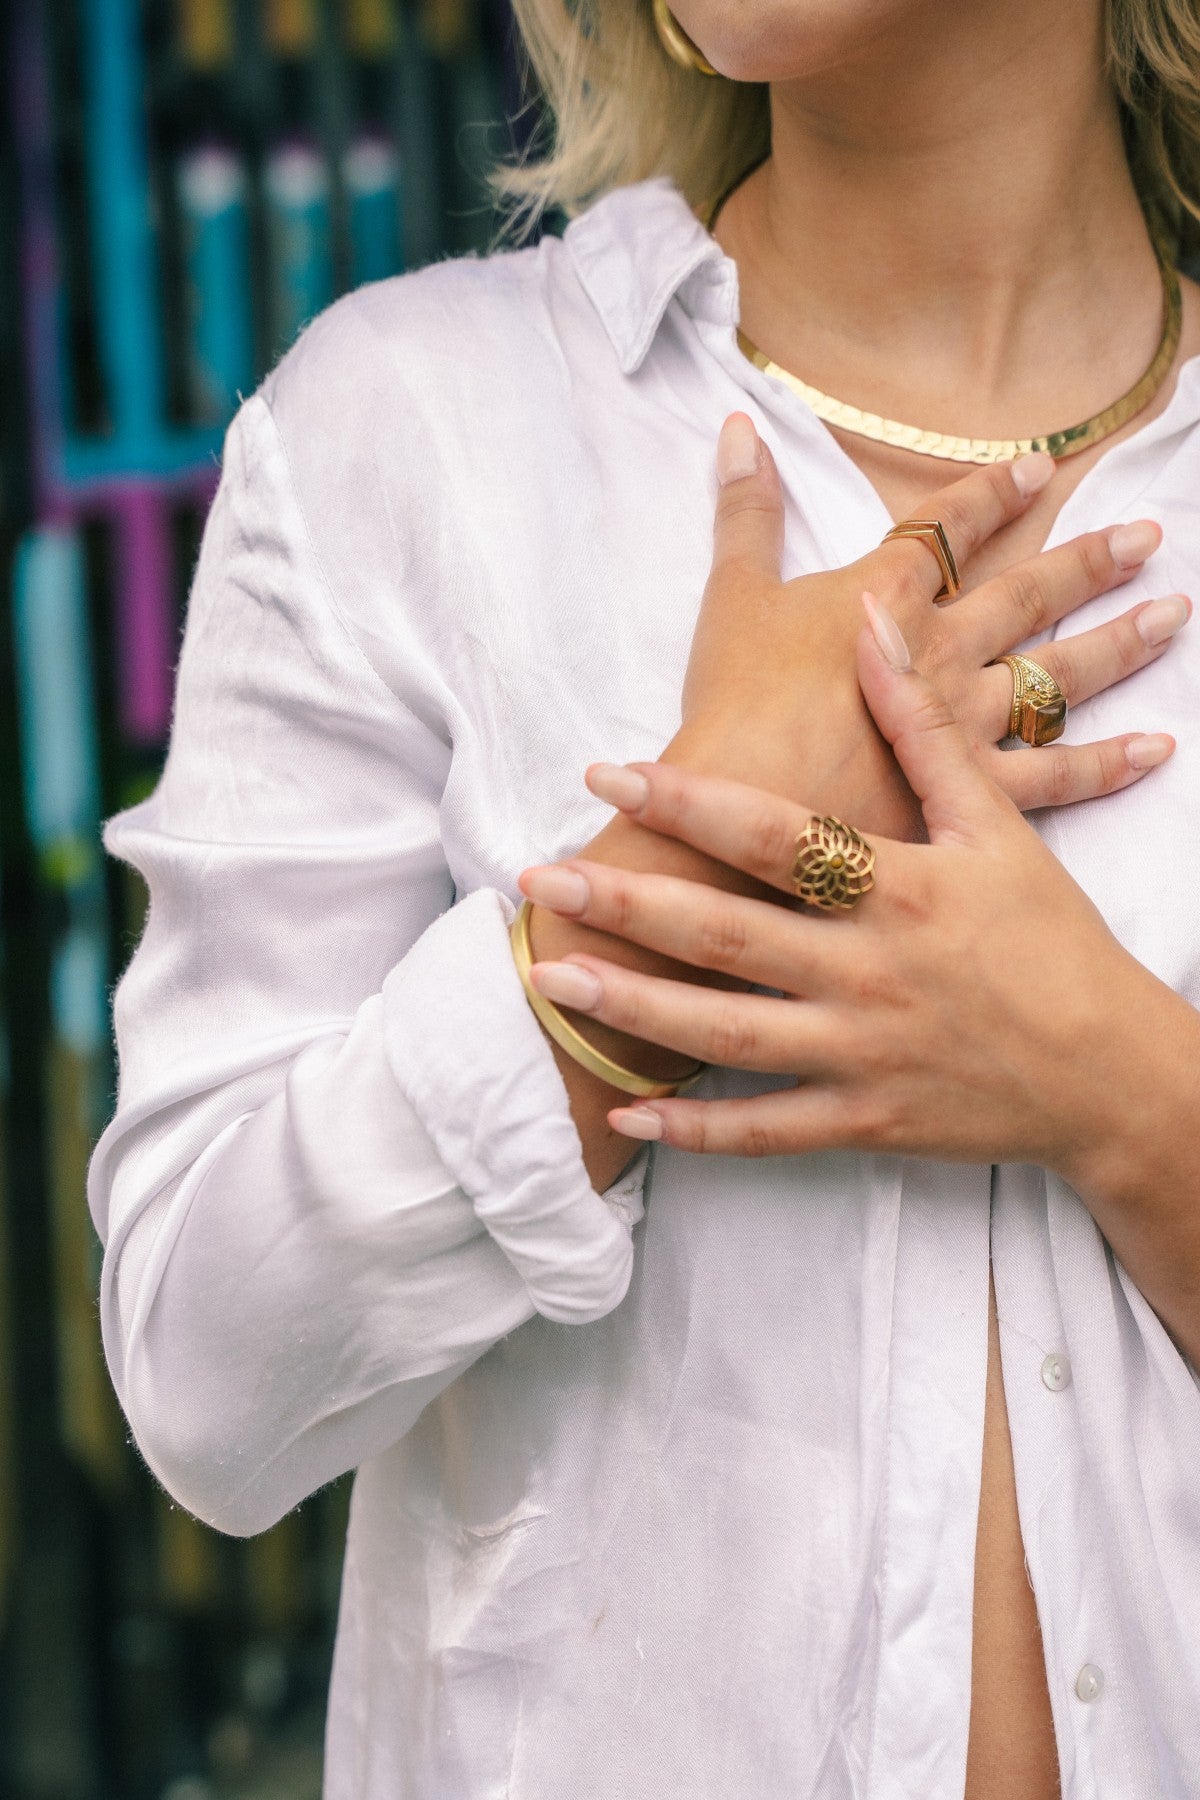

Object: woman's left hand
[517,593,1187,1185]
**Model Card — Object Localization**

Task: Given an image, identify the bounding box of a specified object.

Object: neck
[715,0,1167,437]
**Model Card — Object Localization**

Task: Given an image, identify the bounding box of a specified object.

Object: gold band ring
[881,518,962,601]
[995,653,1068,747]
[792,816,877,912]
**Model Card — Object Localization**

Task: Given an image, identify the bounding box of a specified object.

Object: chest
[834,429,1140,586]
[438,410,1200,1003]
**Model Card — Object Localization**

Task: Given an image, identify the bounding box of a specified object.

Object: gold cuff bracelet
[510,899,707,1100]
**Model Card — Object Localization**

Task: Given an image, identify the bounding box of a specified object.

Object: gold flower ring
[791,816,877,912]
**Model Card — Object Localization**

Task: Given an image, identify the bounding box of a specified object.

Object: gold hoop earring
[651,0,718,75]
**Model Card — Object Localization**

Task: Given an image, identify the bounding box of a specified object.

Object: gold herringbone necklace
[701,174,1183,466]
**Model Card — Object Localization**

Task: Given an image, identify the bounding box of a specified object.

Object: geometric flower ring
[790,815,877,912]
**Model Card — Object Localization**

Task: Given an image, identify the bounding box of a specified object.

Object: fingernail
[610,1107,664,1141]
[587,762,650,811]
[1134,594,1191,646]
[862,590,912,671]
[520,865,590,914]
[1110,520,1161,567]
[1125,733,1175,771]
[717,412,761,484]
[529,961,603,1011]
[1011,451,1056,496]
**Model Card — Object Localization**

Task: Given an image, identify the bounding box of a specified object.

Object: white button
[1041,1352,1072,1392]
[1075,1663,1104,1703]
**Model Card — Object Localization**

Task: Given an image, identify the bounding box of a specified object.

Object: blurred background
[0,3,550,1794]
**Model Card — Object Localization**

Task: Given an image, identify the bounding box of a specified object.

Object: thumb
[711,412,784,583]
[857,591,1010,847]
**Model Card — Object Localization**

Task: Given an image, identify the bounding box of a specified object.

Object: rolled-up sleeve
[87,390,646,1538]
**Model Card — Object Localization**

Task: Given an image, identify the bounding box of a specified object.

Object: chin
[679,0,942,84]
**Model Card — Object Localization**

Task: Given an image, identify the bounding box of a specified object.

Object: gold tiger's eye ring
[994,653,1068,746]
[881,518,962,601]
[792,816,877,911]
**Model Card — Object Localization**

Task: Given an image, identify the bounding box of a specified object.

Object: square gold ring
[881,519,962,601]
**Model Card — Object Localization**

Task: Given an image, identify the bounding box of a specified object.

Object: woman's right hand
[668,412,1188,840]
[521,411,1189,1184]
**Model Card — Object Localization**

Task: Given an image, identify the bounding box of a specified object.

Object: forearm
[1061,967,1200,1369]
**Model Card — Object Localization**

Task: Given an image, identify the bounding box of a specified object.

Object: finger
[857,596,1011,847]
[984,732,1176,812]
[519,859,853,994]
[526,955,838,1077]
[582,759,909,902]
[710,412,785,585]
[867,450,1056,610]
[960,520,1166,664]
[976,592,1191,740]
[607,1085,864,1157]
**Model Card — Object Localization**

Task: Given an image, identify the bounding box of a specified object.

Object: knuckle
[690,1111,714,1156]
[1043,747,1077,806]
[903,684,957,741]
[874,541,930,609]
[1078,532,1114,589]
[1003,567,1049,635]
[834,1084,895,1149]
[706,1003,760,1068]
[604,877,638,939]
[932,490,975,557]
[992,461,1023,510]
[1036,647,1074,702]
[722,486,778,516]
[714,549,771,595]
[613,978,649,1041]
[1097,740,1132,794]
[746,803,799,879]
[863,1091,908,1150]
[694,903,750,972]
[715,491,780,540]
[643,764,690,837]
[1113,619,1149,677]
[742,1121,777,1159]
[992,754,1033,811]
[883,870,936,928]
[917,617,955,677]
[852,959,906,1010]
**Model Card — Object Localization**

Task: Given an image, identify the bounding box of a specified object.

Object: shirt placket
[674,250,1200,1797]
[864,1159,993,1799]
[991,1162,1129,1800]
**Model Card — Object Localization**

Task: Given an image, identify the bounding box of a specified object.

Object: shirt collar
[564,175,737,374]
[563,176,1200,467]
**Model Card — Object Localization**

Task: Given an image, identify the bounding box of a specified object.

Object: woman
[88,0,1200,1793]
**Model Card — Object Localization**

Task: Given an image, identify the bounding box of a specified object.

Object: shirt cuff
[380,887,647,1324]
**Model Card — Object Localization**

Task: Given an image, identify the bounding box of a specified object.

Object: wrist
[1049,956,1200,1367]
[526,900,710,1086]
[667,703,923,843]
[1052,959,1200,1208]
[523,798,766,1088]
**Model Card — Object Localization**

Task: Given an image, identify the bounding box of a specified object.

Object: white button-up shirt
[88,175,1200,1799]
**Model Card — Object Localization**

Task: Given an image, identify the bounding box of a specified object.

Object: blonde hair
[487,0,1200,262]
